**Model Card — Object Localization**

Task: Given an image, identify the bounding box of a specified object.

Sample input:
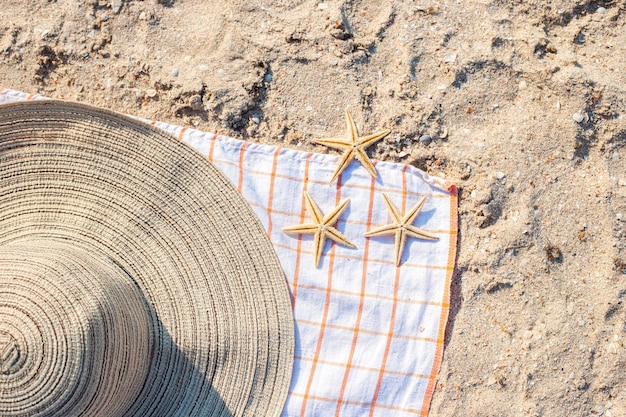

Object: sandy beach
[1,1,625,415]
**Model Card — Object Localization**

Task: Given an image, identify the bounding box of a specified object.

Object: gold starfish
[282,191,356,267]
[314,109,390,182]
[364,193,438,266]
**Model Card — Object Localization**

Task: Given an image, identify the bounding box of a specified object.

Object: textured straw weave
[0,100,294,416]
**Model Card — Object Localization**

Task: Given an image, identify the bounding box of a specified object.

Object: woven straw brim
[0,100,294,416]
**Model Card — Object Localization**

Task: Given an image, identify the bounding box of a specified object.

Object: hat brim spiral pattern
[0,100,294,416]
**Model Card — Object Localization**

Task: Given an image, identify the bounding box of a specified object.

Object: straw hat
[0,100,294,416]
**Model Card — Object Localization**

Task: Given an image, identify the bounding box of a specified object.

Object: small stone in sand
[198,64,209,71]
[596,7,606,14]
[112,0,122,14]
[189,94,203,111]
[572,112,587,123]
[419,134,432,144]
[171,67,179,77]
[495,172,506,180]
[444,54,457,63]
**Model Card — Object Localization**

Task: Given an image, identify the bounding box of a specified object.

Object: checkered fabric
[0,87,458,416]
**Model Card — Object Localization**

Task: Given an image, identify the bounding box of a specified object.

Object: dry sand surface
[2,0,626,416]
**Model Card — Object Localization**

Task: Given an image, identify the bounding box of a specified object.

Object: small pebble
[555,101,561,111]
[306,105,313,112]
[171,67,179,77]
[146,88,157,98]
[398,151,408,158]
[495,172,506,180]
[100,13,109,22]
[139,11,147,20]
[572,112,586,123]
[617,213,623,221]
[444,53,457,63]
[112,0,122,14]
[596,7,606,14]
[518,80,527,90]
[189,94,203,111]
[318,2,329,9]
[251,116,260,124]
[419,134,431,144]
[198,64,210,71]
[264,73,272,82]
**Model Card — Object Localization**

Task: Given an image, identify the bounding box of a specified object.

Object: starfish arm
[364,223,399,237]
[345,109,359,143]
[355,147,378,179]
[357,129,391,148]
[329,148,355,183]
[404,197,427,224]
[395,229,407,266]
[282,223,319,235]
[405,225,439,240]
[326,227,356,248]
[313,137,351,151]
[313,230,326,268]
[304,191,324,224]
[381,193,402,223]
[323,198,350,226]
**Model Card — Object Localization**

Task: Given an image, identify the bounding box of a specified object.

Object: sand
[1,1,625,416]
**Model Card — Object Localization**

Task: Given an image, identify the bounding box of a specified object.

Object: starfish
[282,191,356,267]
[364,193,438,266]
[314,109,390,182]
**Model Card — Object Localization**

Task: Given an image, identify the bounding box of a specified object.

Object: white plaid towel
[0,88,458,417]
